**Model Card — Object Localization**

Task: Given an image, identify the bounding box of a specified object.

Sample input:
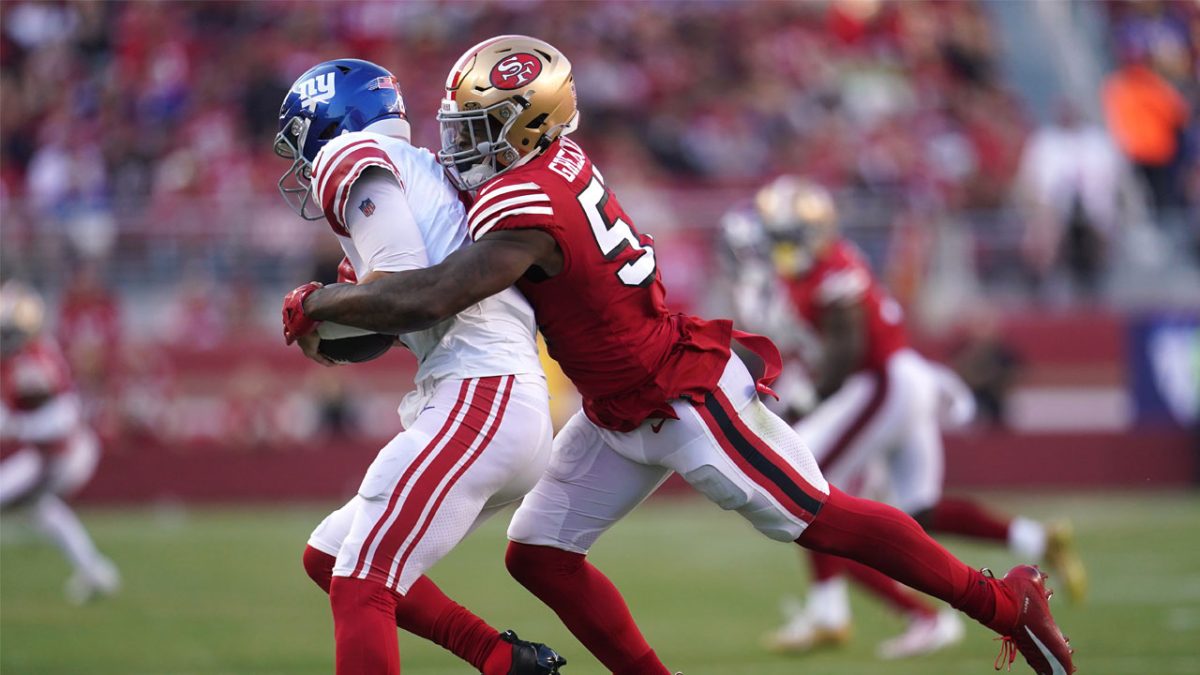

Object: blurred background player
[274,58,565,675]
[726,175,1086,659]
[0,281,120,604]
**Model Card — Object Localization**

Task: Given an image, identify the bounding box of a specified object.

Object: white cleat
[65,556,121,605]
[761,598,852,654]
[876,608,964,660]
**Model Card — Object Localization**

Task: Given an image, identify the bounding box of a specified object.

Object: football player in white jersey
[0,281,120,604]
[274,59,565,675]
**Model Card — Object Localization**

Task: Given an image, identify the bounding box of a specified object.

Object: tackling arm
[301,229,559,334]
[814,300,866,399]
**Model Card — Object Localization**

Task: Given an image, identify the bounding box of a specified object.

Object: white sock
[1008,516,1047,560]
[31,494,103,575]
[807,577,851,628]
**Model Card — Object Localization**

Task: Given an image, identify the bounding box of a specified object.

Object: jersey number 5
[578,175,657,287]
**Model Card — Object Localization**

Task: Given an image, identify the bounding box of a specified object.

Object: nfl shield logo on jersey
[358,198,376,217]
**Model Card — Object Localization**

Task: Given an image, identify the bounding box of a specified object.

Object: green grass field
[3,493,1199,675]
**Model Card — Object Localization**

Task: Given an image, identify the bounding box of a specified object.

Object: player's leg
[506,410,674,675]
[772,366,915,649]
[305,499,518,670]
[656,354,1071,671]
[34,431,119,603]
[895,352,1087,603]
[0,446,45,508]
[329,375,560,675]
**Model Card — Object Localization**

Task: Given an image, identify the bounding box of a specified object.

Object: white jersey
[309,131,541,387]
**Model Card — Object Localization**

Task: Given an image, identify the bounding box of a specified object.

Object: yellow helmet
[438,35,579,191]
[0,281,46,355]
[753,176,838,277]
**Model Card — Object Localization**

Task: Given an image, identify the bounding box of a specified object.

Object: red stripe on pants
[353,379,474,578]
[362,377,504,586]
[389,376,514,589]
[819,369,889,473]
[693,389,824,523]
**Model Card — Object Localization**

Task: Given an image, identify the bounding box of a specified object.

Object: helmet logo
[489,53,541,90]
[294,72,336,112]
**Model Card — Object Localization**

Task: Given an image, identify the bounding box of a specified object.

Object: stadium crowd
[1,0,1197,449]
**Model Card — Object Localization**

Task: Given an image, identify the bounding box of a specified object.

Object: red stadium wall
[75,310,1196,504]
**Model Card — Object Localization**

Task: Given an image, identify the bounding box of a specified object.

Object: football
[315,322,394,364]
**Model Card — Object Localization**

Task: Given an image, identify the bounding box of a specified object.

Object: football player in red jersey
[736,177,1086,659]
[285,36,1075,675]
[0,281,120,604]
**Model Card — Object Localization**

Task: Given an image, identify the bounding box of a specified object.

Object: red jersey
[784,239,907,373]
[466,138,735,431]
[1,337,74,412]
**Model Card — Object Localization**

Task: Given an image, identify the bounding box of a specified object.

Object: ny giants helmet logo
[489,53,542,90]
[294,72,336,112]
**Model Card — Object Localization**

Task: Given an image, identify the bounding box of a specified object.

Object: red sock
[506,541,670,675]
[808,550,845,582]
[303,545,507,673]
[329,576,400,675]
[841,558,936,618]
[398,576,508,674]
[798,487,1012,630]
[923,497,1011,542]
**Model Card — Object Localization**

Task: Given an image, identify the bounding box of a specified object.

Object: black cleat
[500,630,567,675]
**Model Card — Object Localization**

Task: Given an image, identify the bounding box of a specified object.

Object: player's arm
[299,228,557,335]
[814,299,866,399]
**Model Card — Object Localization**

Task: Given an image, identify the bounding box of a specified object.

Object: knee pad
[681,465,749,510]
[681,464,803,542]
[738,496,805,542]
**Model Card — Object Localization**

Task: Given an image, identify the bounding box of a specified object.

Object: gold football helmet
[754,176,838,277]
[0,280,46,356]
[438,35,579,190]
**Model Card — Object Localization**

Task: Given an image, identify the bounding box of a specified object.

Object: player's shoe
[500,630,567,674]
[1044,521,1087,604]
[761,600,852,654]
[990,565,1075,674]
[65,555,121,605]
[877,608,964,660]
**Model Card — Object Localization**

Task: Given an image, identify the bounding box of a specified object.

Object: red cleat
[990,565,1075,674]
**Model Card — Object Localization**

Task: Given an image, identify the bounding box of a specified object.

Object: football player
[284,37,1075,675]
[274,59,565,675]
[746,177,1087,659]
[0,281,120,604]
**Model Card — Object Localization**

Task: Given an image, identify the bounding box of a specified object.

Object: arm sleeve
[816,267,869,306]
[343,168,430,274]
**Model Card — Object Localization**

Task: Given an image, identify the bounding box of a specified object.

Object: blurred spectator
[1015,101,1122,297]
[56,263,121,395]
[1102,45,1191,215]
[949,310,1021,428]
[0,0,1195,460]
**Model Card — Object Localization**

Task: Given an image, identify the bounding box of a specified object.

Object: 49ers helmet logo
[489,53,542,90]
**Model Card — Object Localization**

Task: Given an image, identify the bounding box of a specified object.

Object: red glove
[337,257,358,284]
[282,282,323,345]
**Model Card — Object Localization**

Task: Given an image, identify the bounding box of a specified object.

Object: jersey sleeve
[311,135,404,236]
[466,177,556,241]
[342,169,430,274]
[815,262,869,307]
